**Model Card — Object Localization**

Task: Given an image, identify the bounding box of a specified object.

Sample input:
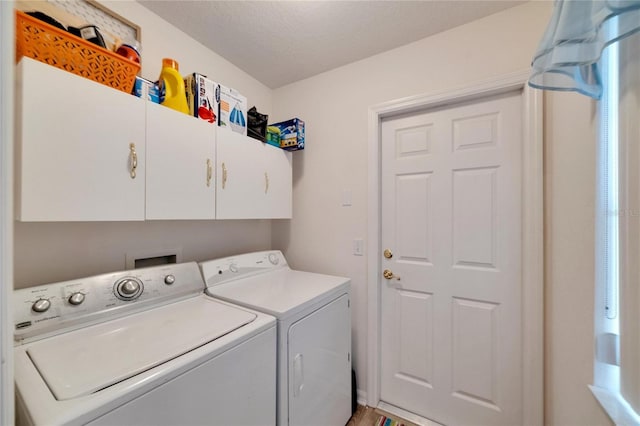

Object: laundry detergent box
[265,126,281,148]
[269,118,305,151]
[185,73,220,124]
[132,76,161,103]
[218,84,247,135]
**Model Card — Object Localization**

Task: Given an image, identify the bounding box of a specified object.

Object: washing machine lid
[206,269,350,318]
[26,296,256,401]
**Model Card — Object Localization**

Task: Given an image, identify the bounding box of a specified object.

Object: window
[592,31,640,424]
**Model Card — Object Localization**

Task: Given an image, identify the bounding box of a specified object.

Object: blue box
[269,118,305,151]
[132,76,161,103]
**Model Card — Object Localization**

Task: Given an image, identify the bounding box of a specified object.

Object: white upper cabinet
[16,58,145,221]
[216,129,292,219]
[258,140,292,218]
[16,58,293,222]
[145,102,216,220]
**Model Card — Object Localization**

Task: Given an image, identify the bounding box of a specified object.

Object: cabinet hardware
[206,159,212,187]
[222,163,228,189]
[129,143,137,179]
[265,172,269,194]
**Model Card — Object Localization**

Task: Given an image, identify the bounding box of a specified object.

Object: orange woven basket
[15,10,140,94]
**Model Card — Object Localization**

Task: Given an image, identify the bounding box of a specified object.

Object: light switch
[353,238,364,256]
[342,190,352,206]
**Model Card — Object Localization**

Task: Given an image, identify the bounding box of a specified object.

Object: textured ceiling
[139,1,526,89]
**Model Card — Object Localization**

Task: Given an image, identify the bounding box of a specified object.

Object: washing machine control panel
[13,262,205,344]
[200,250,288,287]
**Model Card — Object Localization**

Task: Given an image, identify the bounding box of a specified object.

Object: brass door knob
[383,269,401,281]
[383,249,393,259]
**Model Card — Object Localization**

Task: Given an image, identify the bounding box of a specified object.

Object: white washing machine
[199,251,351,426]
[13,262,277,426]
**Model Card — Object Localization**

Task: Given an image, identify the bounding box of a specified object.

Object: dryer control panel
[200,250,288,287]
[13,262,205,344]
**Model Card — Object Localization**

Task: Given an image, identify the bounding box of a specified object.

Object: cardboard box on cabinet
[219,84,247,135]
[185,73,220,124]
[133,76,161,103]
[269,118,305,151]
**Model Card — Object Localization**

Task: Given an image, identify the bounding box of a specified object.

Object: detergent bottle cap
[162,58,179,71]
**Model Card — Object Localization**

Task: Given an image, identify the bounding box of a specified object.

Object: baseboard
[357,388,368,407]
[377,401,441,426]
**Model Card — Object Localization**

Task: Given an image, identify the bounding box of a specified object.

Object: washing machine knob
[164,275,175,285]
[115,278,143,300]
[268,253,279,265]
[120,280,139,295]
[32,298,51,313]
[68,292,85,305]
[229,264,238,273]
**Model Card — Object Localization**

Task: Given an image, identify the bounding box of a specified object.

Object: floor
[347,405,418,426]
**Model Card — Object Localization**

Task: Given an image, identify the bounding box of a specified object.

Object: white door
[146,102,216,220]
[380,92,523,425]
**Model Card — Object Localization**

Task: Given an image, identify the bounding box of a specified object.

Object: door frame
[0,1,15,425]
[366,70,543,425]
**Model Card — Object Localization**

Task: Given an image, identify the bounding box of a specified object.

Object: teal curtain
[529,0,640,99]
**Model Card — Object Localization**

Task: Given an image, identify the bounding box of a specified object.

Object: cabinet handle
[206,159,212,187]
[265,172,269,194]
[129,143,137,179]
[222,162,227,189]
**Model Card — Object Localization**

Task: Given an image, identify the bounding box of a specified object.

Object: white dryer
[199,251,351,426]
[13,262,276,426]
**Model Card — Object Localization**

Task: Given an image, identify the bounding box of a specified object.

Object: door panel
[452,112,499,151]
[380,92,523,426]
[451,298,499,406]
[396,173,432,263]
[452,167,498,268]
[396,290,434,386]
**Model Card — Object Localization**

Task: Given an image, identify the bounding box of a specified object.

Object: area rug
[375,415,405,426]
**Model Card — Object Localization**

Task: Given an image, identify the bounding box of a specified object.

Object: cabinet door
[216,130,293,219]
[259,142,292,219]
[16,58,145,221]
[146,103,216,220]
[216,129,263,219]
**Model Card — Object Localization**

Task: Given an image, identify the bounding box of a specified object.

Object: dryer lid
[26,296,256,400]
[206,269,350,318]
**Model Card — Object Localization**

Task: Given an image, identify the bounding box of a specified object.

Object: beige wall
[544,90,609,425]
[100,1,273,116]
[12,1,615,424]
[272,2,611,424]
[13,1,274,287]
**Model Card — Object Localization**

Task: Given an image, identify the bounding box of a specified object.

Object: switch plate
[342,190,352,206]
[353,238,364,256]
